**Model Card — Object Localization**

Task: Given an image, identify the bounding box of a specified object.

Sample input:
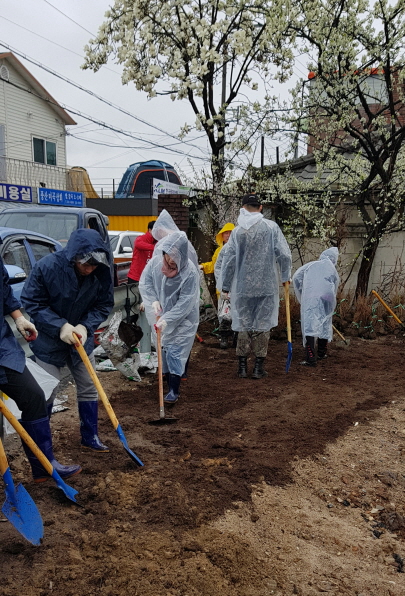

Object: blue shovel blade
[285,341,293,373]
[116,424,144,467]
[2,470,43,545]
[51,469,79,503]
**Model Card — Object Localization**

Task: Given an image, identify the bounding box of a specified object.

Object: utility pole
[276,147,279,164]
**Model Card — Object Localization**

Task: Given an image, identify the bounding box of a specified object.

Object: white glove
[72,324,87,346]
[60,322,77,345]
[152,301,162,314]
[199,264,204,270]
[155,318,167,332]
[220,291,229,300]
[139,302,145,312]
[15,316,37,341]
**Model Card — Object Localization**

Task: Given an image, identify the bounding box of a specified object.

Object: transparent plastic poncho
[152,209,199,270]
[221,209,292,331]
[214,243,228,292]
[292,247,340,345]
[139,231,200,376]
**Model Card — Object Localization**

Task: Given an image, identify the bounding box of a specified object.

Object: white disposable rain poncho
[292,248,340,345]
[139,231,199,376]
[221,209,292,331]
[152,209,199,270]
[214,242,228,293]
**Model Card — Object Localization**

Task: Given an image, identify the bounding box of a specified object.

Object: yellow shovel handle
[0,399,54,475]
[371,290,404,327]
[332,324,347,343]
[73,333,119,430]
[0,436,9,476]
[284,282,292,343]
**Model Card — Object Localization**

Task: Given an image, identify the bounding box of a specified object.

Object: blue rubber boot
[78,401,109,452]
[20,417,82,483]
[164,374,181,404]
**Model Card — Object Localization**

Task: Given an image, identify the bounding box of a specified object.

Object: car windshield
[108,234,119,250]
[0,212,78,246]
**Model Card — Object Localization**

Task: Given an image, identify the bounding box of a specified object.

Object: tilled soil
[1,327,405,595]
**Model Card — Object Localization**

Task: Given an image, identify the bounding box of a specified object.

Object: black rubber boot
[181,357,190,380]
[164,374,181,404]
[318,338,328,360]
[219,332,228,349]
[301,336,317,366]
[237,357,248,378]
[20,417,82,483]
[232,332,238,348]
[78,401,109,452]
[251,357,268,379]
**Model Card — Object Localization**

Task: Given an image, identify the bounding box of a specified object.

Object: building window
[33,138,57,165]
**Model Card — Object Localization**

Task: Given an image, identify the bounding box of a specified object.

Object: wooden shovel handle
[284,282,292,343]
[371,290,404,326]
[156,327,164,409]
[332,324,347,343]
[73,334,119,431]
[0,399,53,475]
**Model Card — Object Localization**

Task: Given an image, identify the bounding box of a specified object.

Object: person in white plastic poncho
[292,247,340,366]
[152,209,199,270]
[221,194,292,379]
[139,231,199,404]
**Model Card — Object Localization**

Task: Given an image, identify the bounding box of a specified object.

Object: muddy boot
[318,338,328,360]
[219,332,228,349]
[20,417,82,483]
[237,357,248,378]
[164,374,181,404]
[78,401,109,452]
[251,357,268,379]
[301,336,317,366]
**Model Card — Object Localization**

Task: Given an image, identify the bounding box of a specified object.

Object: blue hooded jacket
[0,257,25,382]
[21,229,114,367]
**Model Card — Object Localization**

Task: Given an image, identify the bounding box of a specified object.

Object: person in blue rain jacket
[22,229,114,452]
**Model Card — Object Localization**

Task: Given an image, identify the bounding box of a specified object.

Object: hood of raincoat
[152,209,179,241]
[237,208,263,230]
[157,231,189,273]
[64,229,110,265]
[319,247,339,266]
[215,222,235,246]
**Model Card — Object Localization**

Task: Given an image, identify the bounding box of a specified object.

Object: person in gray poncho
[139,231,199,404]
[221,194,292,379]
[292,247,340,366]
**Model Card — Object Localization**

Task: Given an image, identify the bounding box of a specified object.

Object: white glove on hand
[220,291,229,300]
[139,302,145,312]
[155,318,167,332]
[15,316,37,341]
[60,322,77,345]
[152,301,162,315]
[72,324,87,346]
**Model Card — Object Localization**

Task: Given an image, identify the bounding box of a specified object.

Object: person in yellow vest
[199,222,235,348]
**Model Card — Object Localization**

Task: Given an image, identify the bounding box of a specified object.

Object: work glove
[155,318,167,332]
[60,322,79,345]
[15,316,37,342]
[139,302,145,312]
[152,301,162,314]
[220,291,229,300]
[72,324,88,346]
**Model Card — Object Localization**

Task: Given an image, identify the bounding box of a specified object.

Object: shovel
[284,282,293,372]
[332,324,350,346]
[73,334,144,467]
[0,400,79,504]
[371,290,404,327]
[149,327,178,425]
[0,437,43,545]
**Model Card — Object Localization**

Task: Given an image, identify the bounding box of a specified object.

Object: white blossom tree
[270,0,405,296]
[83,0,295,225]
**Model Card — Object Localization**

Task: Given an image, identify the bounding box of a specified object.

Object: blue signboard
[38,187,83,207]
[0,183,32,203]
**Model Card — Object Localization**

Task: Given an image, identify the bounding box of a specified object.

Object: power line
[41,0,95,36]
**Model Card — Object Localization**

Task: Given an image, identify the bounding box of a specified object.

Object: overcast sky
[0,0,301,195]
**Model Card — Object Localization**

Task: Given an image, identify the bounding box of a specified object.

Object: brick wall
[157,194,189,233]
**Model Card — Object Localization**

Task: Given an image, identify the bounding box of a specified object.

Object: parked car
[0,227,62,300]
[108,230,142,263]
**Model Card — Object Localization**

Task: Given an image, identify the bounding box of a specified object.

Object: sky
[0,0,303,195]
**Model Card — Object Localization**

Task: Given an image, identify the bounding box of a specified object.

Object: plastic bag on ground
[98,311,142,381]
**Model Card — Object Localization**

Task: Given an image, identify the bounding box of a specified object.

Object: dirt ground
[2,324,405,596]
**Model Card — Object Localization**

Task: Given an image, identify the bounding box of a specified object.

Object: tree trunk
[355,239,379,297]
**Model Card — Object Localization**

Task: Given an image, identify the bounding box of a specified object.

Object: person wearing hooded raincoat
[199,222,235,349]
[139,231,199,404]
[152,209,199,270]
[292,247,340,366]
[0,255,82,483]
[21,229,114,453]
[221,194,292,379]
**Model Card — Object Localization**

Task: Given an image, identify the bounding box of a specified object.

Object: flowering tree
[274,0,405,296]
[83,0,294,225]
